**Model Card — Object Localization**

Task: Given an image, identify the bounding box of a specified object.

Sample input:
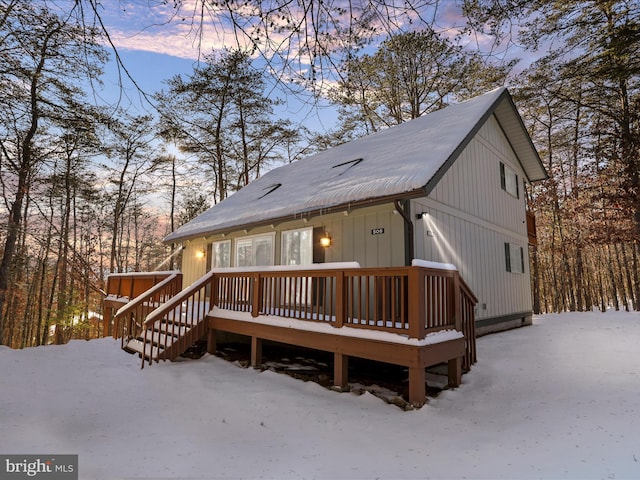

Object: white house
[165,87,546,335]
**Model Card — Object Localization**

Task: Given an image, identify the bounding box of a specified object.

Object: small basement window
[500,162,520,199]
[505,242,525,273]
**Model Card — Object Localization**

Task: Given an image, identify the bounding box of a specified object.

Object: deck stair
[105,264,477,404]
[115,271,216,367]
[123,302,210,364]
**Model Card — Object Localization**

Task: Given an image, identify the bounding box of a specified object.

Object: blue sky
[92,0,531,135]
[84,1,532,214]
[98,46,341,133]
[92,0,517,132]
[94,0,346,131]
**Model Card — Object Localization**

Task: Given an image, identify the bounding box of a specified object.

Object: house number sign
[371,228,385,235]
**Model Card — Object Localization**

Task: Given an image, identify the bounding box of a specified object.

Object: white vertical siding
[414,114,532,320]
[429,117,527,236]
[322,205,405,267]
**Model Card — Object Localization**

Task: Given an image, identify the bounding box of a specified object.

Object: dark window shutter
[504,242,511,272]
[500,162,506,191]
[515,174,520,199]
[206,243,213,270]
[520,246,525,273]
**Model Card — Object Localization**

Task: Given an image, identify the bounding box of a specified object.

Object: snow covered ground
[1,311,639,479]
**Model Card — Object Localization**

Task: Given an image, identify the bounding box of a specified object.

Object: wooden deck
[104,264,477,406]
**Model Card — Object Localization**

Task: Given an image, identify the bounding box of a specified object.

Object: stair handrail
[140,270,217,367]
[457,274,478,370]
[113,272,182,348]
[114,272,183,319]
[458,275,478,305]
[142,270,216,328]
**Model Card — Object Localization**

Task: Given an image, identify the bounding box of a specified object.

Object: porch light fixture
[415,211,428,220]
[195,250,205,259]
[320,233,332,248]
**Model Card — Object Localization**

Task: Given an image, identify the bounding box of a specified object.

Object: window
[505,242,525,273]
[210,240,231,269]
[500,162,520,199]
[281,227,313,266]
[280,227,315,305]
[235,234,274,267]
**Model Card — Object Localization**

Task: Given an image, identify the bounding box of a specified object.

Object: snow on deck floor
[1,310,639,479]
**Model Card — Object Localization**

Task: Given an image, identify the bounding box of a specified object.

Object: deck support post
[113,312,120,339]
[448,356,462,387]
[334,353,349,388]
[334,272,345,328]
[207,329,217,355]
[103,308,112,338]
[407,268,426,339]
[452,272,462,331]
[251,336,262,367]
[251,274,261,318]
[408,366,426,406]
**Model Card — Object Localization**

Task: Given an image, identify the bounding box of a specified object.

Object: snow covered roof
[165,87,546,243]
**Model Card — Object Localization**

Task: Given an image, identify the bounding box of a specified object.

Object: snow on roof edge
[163,187,426,243]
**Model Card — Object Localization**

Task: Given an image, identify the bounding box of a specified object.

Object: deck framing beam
[208,315,464,406]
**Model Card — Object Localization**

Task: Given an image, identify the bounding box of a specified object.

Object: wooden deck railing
[105,271,181,300]
[103,271,182,337]
[138,270,215,366]
[104,265,477,371]
[111,272,183,348]
[212,265,477,370]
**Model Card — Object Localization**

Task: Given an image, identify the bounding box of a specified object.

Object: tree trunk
[633,242,640,311]
[0,165,29,346]
[531,244,541,314]
[606,244,619,310]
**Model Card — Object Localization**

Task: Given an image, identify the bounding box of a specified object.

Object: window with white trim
[281,227,313,266]
[235,233,274,267]
[500,162,520,199]
[210,240,231,269]
[505,242,525,273]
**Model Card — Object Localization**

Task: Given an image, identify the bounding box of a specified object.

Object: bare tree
[99,113,157,273]
[156,49,300,202]
[0,1,106,344]
[80,0,447,97]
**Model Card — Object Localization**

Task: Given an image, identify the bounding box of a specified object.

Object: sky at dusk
[90,0,519,132]
[93,0,347,129]
[75,0,535,215]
